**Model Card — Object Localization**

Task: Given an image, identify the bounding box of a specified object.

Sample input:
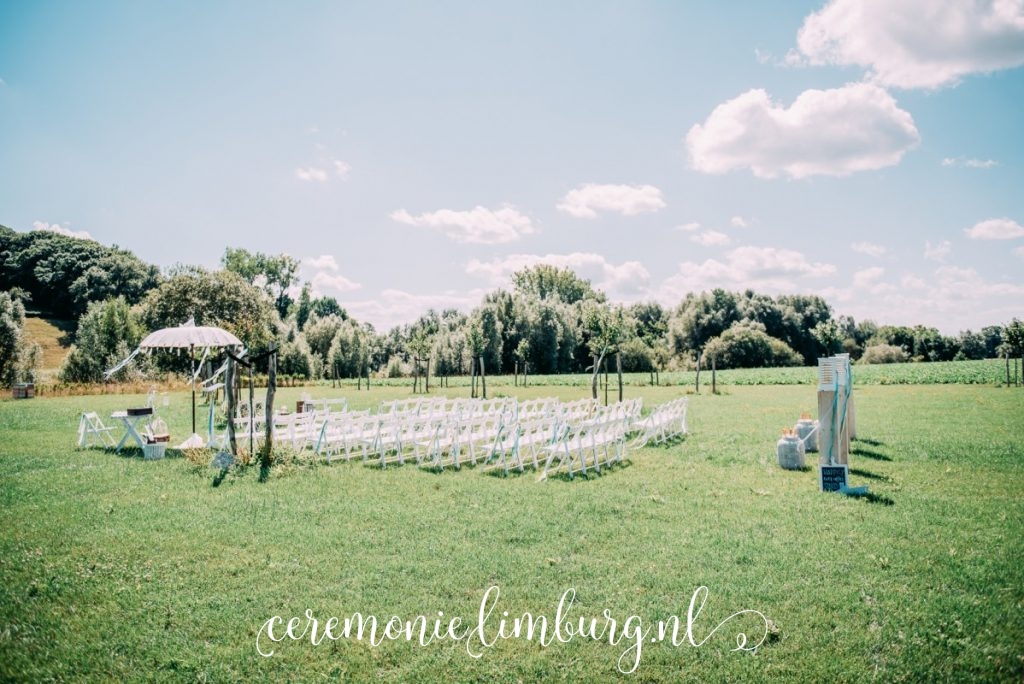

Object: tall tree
[222,247,300,318]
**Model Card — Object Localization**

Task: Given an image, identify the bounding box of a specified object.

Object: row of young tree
[2,225,1022,389]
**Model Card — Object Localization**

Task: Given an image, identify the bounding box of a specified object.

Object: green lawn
[1,384,1022,682]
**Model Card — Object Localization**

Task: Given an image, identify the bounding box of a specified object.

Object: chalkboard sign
[819,464,848,492]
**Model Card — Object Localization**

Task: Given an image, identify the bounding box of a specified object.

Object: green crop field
[1,382,1022,682]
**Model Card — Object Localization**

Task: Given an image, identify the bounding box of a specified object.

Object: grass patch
[1,384,1022,681]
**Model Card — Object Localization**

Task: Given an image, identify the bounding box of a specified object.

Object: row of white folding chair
[515,397,560,422]
[557,398,599,425]
[481,413,563,475]
[313,409,372,461]
[272,410,319,450]
[417,412,507,471]
[633,397,688,447]
[540,414,629,480]
[305,397,348,415]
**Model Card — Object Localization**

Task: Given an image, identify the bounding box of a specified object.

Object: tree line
[1,224,1022,390]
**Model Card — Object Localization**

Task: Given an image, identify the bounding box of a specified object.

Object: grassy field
[1,383,1022,682]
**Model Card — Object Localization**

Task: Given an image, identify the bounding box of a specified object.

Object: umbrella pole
[191,344,196,435]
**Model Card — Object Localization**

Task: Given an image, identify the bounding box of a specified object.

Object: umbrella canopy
[139,320,242,350]
[136,318,244,441]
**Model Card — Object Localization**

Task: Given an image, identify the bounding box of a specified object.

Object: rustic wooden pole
[262,350,276,480]
[225,357,237,455]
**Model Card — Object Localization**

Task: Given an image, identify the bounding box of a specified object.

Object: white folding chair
[77,411,117,448]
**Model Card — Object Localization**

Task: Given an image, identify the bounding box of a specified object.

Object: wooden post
[603,357,609,406]
[225,357,237,455]
[262,350,276,480]
[247,362,254,457]
[480,356,487,399]
[617,352,623,403]
[695,351,702,393]
[711,355,717,394]
[425,358,430,393]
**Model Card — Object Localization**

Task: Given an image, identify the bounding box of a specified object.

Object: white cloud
[686,83,920,179]
[943,156,999,168]
[333,160,351,179]
[295,167,328,182]
[924,240,952,262]
[901,274,927,290]
[556,184,666,218]
[852,266,886,288]
[796,0,1024,89]
[851,241,887,258]
[965,218,1024,239]
[659,245,836,300]
[32,220,93,241]
[346,288,483,332]
[730,216,749,228]
[466,252,651,299]
[825,265,1024,333]
[311,271,361,294]
[390,206,536,244]
[690,230,732,247]
[299,254,360,299]
[304,254,339,271]
[677,222,701,232]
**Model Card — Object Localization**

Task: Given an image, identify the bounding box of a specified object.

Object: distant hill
[22,315,74,379]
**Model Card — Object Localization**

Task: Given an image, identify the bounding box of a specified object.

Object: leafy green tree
[859,344,910,364]
[60,297,146,383]
[583,302,626,400]
[221,247,300,318]
[511,264,604,305]
[668,289,742,356]
[703,321,803,369]
[0,225,160,321]
[0,291,27,386]
[812,320,843,356]
[139,268,278,352]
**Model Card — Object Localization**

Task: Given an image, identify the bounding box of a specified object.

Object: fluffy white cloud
[686,83,920,178]
[299,254,361,297]
[852,266,893,293]
[556,184,666,219]
[659,245,836,300]
[333,160,351,179]
[346,288,483,332]
[824,263,1024,333]
[304,254,339,271]
[796,0,1024,89]
[965,218,1024,239]
[730,216,749,228]
[466,252,651,299]
[943,156,999,168]
[390,206,536,244]
[295,167,328,182]
[311,272,361,294]
[924,240,952,262]
[677,222,701,232]
[851,241,887,258]
[690,230,732,247]
[32,220,93,241]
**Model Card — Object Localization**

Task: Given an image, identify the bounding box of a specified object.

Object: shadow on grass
[849,467,891,482]
[854,438,885,447]
[851,446,893,462]
[541,460,633,482]
[844,490,895,506]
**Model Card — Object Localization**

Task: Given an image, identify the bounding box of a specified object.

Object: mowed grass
[0,384,1021,682]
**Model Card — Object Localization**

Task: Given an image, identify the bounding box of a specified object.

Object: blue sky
[2,0,1022,333]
